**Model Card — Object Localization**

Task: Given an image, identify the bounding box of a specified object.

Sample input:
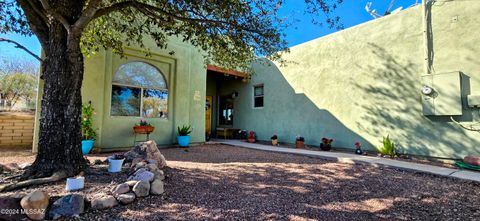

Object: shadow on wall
[233,59,373,151]
[353,43,479,159]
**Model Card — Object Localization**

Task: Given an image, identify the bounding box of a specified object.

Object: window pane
[254,85,264,96]
[254,97,264,108]
[143,89,168,118]
[113,62,167,89]
[111,85,141,116]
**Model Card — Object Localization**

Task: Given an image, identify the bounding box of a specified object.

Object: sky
[0,0,419,60]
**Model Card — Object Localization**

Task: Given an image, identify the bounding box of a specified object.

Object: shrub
[81,101,97,140]
[379,135,396,157]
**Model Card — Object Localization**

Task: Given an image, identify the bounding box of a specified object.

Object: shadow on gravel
[126,145,480,221]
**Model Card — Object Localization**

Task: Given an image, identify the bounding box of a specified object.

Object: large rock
[146,163,158,172]
[116,193,136,204]
[112,183,130,195]
[20,190,49,220]
[91,195,118,210]
[152,169,165,181]
[131,158,145,167]
[124,145,148,162]
[134,161,147,170]
[128,170,155,183]
[464,156,480,166]
[143,140,167,168]
[125,141,167,168]
[150,179,165,195]
[0,195,27,221]
[133,181,150,197]
[125,180,139,187]
[48,194,84,220]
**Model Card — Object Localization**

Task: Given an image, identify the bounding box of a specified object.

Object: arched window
[111,61,168,118]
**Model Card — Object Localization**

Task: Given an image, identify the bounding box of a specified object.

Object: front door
[205,96,213,135]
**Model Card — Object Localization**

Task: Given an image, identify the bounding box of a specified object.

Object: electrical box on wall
[421,72,462,116]
[467,95,480,108]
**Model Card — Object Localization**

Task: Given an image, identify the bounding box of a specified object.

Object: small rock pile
[0,140,167,220]
[91,140,167,210]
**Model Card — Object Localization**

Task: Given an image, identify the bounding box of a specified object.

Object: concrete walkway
[214,139,480,183]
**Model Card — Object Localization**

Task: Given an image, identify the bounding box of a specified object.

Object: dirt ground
[1,144,479,220]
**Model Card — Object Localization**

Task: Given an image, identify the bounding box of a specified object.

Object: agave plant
[178,125,193,136]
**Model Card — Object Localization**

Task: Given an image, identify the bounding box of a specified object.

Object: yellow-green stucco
[34,36,207,151]
[34,1,480,159]
[218,1,480,159]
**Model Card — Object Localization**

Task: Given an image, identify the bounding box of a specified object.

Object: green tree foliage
[0,56,38,110]
[2,0,342,71]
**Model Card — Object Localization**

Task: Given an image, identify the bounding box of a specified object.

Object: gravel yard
[1,144,480,220]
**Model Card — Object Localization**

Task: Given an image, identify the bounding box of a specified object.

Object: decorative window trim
[110,61,169,118]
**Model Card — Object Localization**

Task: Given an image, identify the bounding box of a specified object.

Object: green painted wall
[230,1,480,159]
[34,36,206,151]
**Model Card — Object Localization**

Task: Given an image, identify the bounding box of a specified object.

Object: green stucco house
[34,0,480,159]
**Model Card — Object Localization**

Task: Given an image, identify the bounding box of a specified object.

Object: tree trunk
[24,19,86,179]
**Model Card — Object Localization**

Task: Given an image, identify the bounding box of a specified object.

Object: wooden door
[205,96,213,135]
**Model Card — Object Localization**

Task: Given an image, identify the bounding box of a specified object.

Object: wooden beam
[207,65,248,78]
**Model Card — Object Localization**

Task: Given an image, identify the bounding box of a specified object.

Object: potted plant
[177,125,193,147]
[355,142,363,155]
[81,101,97,155]
[320,137,333,151]
[271,134,278,146]
[108,153,125,173]
[295,136,305,148]
[247,131,256,143]
[133,118,155,134]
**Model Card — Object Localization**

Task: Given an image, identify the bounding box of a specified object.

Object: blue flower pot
[177,135,190,147]
[81,140,95,155]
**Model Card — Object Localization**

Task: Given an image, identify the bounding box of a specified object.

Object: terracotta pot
[133,125,155,134]
[247,138,256,143]
[271,139,278,146]
[295,140,304,148]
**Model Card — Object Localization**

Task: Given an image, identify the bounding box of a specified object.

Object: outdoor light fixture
[231,91,239,98]
[421,85,434,96]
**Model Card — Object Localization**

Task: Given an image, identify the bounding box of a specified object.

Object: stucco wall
[236,1,480,159]
[34,36,206,151]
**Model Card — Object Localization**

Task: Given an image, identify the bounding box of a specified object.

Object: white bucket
[66,176,85,191]
[108,157,125,173]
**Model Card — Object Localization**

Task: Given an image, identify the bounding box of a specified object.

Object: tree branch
[93,1,264,36]
[71,0,104,36]
[92,1,136,20]
[0,38,43,62]
[15,0,49,46]
[25,0,49,25]
[39,0,71,33]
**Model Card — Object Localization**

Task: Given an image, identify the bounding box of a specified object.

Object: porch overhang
[207,65,249,79]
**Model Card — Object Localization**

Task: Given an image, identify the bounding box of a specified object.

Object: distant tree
[0,56,38,110]
[0,0,342,190]
[0,73,36,109]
